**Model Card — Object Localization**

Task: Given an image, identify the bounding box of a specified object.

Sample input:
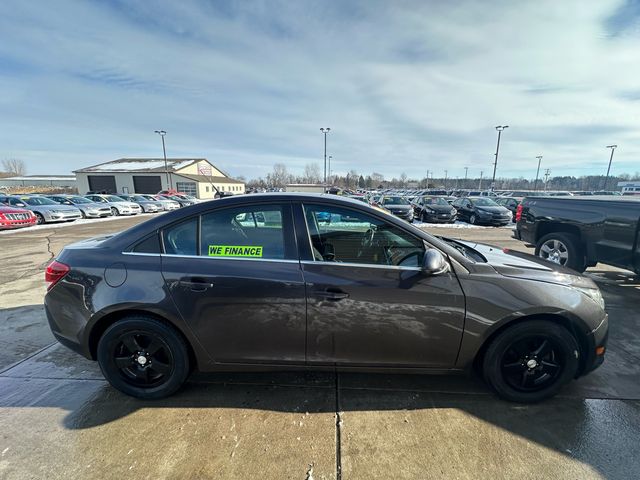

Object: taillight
[515,204,523,222]
[45,260,70,290]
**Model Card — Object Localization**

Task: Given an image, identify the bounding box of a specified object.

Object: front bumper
[581,313,608,375]
[421,212,456,223]
[0,218,37,229]
[48,212,82,222]
[85,209,112,218]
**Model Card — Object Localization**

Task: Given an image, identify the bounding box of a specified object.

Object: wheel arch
[535,222,582,244]
[472,313,591,377]
[87,309,198,371]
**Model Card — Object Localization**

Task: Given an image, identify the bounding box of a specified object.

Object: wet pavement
[1,217,639,479]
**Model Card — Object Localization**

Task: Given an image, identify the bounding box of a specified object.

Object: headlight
[424,207,434,213]
[577,287,605,310]
[450,209,456,215]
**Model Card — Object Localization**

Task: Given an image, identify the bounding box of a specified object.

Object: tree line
[247,163,640,191]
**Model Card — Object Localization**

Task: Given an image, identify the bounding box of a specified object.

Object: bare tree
[2,158,26,176]
[266,163,291,188]
[303,163,321,183]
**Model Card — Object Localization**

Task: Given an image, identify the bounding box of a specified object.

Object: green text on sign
[208,245,263,258]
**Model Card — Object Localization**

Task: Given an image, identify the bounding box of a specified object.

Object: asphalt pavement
[1,215,639,479]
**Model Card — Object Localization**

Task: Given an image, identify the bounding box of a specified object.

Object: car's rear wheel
[111,207,119,216]
[535,232,586,272]
[482,320,579,403]
[34,212,45,225]
[97,316,190,399]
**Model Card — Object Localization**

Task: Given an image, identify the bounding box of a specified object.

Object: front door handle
[179,277,215,292]
[315,289,349,301]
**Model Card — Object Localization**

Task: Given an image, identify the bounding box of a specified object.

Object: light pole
[479,171,483,190]
[320,128,331,184]
[464,166,468,182]
[544,168,551,191]
[492,125,509,190]
[444,170,448,189]
[534,155,543,191]
[154,130,170,190]
[328,155,332,183]
[604,145,617,191]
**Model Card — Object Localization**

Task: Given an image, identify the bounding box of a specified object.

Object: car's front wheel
[97,316,190,399]
[34,212,45,224]
[469,213,478,225]
[482,320,580,403]
[111,207,119,216]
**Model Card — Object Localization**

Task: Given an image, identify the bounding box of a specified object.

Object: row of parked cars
[357,192,515,226]
[0,192,200,230]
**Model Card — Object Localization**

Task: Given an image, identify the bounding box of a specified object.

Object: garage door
[133,175,162,194]
[87,175,116,194]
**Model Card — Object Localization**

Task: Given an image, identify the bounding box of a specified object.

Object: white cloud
[0,0,638,180]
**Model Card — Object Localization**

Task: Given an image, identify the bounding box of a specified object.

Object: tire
[34,212,45,225]
[535,232,586,272]
[469,214,477,225]
[482,320,580,403]
[97,316,190,399]
[421,212,428,223]
[111,207,119,216]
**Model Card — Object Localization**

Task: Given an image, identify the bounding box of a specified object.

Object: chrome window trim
[300,260,422,271]
[122,252,161,257]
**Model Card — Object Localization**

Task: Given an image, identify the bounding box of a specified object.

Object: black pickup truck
[514,196,640,274]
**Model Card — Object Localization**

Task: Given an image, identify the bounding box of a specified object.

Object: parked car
[452,197,512,226]
[494,197,521,222]
[47,195,112,219]
[118,194,163,213]
[140,194,180,211]
[84,194,142,216]
[413,196,457,223]
[0,205,37,230]
[376,195,414,222]
[514,196,640,273]
[159,194,195,208]
[0,195,82,224]
[45,193,608,403]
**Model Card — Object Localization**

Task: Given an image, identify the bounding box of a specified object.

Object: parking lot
[1,215,639,479]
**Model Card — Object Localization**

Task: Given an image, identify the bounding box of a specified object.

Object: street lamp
[320,128,331,184]
[464,166,468,182]
[604,145,617,191]
[328,155,332,183]
[154,130,170,190]
[444,170,448,189]
[492,125,509,190]
[534,155,543,191]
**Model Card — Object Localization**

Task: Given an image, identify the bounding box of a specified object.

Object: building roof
[175,173,244,184]
[74,158,204,173]
[2,175,76,181]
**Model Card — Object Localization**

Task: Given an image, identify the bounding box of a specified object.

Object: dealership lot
[1,216,639,479]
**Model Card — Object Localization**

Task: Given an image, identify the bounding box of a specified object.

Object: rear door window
[200,204,295,260]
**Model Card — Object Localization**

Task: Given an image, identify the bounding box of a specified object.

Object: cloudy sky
[1,0,639,180]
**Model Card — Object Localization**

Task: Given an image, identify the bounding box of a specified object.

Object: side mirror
[422,249,449,275]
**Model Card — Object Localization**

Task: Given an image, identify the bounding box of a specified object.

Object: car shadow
[2,293,640,478]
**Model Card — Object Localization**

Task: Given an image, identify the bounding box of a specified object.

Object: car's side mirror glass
[422,249,449,275]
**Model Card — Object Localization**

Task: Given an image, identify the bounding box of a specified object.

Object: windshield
[381,196,409,205]
[20,197,57,206]
[472,198,499,207]
[130,195,147,202]
[106,195,125,202]
[68,196,92,204]
[422,197,449,206]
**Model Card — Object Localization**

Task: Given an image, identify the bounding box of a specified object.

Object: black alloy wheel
[500,336,563,392]
[97,316,190,399]
[482,320,579,403]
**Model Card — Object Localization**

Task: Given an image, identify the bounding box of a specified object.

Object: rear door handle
[315,289,349,301]
[179,277,215,292]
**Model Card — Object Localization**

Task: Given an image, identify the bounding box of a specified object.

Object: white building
[617,181,640,195]
[74,158,245,199]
